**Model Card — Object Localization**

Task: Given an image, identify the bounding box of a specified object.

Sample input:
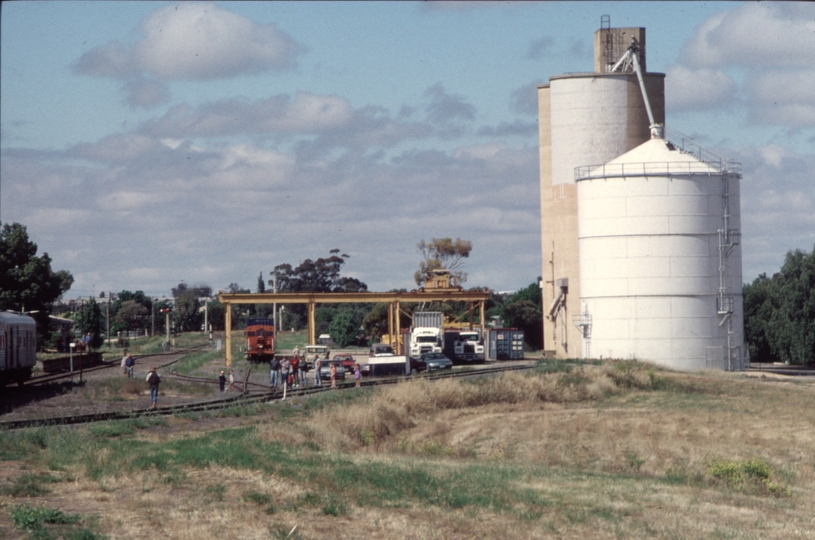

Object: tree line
[25,224,813,364]
[743,244,815,365]
[1,225,546,352]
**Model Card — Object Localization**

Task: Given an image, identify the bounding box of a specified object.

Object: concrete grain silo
[538,17,745,370]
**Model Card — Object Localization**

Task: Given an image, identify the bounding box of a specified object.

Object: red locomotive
[245,318,276,362]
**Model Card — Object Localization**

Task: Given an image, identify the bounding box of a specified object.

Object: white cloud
[757,145,795,169]
[71,2,307,110]
[735,144,815,280]
[423,83,477,124]
[665,65,737,112]
[280,92,353,131]
[122,78,171,109]
[4,120,540,296]
[133,2,306,80]
[138,92,354,138]
[680,3,815,69]
[96,191,167,211]
[670,3,815,127]
[72,134,159,163]
[74,40,135,78]
[746,69,815,127]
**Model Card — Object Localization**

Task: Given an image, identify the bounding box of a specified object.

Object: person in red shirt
[290,355,300,388]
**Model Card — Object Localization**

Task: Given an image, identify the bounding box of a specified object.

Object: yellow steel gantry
[218,290,490,365]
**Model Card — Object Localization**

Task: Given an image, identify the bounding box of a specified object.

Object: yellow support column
[395,301,401,354]
[388,302,396,347]
[225,302,232,366]
[308,301,316,345]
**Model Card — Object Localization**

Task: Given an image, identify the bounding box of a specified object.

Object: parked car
[410,356,427,374]
[369,343,394,357]
[319,359,346,381]
[419,352,453,372]
[304,344,330,368]
[333,354,356,373]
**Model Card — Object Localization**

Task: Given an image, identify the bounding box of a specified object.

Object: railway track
[22,345,211,387]
[1,362,535,431]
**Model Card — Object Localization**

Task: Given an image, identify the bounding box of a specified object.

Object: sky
[2,1,814,300]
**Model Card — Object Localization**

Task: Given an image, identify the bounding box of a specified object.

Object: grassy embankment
[2,360,815,539]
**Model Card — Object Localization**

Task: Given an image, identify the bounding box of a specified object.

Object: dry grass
[300,362,661,453]
[3,361,815,539]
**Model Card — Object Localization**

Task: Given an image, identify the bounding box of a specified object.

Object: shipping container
[412,311,443,329]
[488,329,525,360]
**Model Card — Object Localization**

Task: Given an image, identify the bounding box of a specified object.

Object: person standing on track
[228,369,235,391]
[146,367,160,409]
[219,370,226,392]
[280,357,290,392]
[313,356,322,387]
[298,354,308,387]
[125,353,135,378]
[354,363,361,388]
[290,355,300,388]
[269,356,281,390]
[121,350,129,376]
[330,362,337,389]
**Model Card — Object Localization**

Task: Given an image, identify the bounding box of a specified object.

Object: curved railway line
[1,362,535,431]
[22,344,212,387]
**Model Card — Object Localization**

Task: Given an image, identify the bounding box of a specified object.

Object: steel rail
[22,345,211,387]
[1,362,536,431]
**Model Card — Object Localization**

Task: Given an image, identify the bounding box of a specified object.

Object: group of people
[269,350,312,392]
[126,345,365,412]
[269,347,362,391]
[121,350,160,409]
[133,363,236,412]
[121,350,135,378]
[218,369,235,392]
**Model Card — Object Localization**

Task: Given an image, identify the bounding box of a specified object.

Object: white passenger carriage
[0,311,37,386]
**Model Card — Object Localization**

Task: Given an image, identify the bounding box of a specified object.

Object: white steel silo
[575,136,745,370]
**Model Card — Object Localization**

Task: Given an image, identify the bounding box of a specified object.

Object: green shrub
[10,504,79,531]
[243,491,270,505]
[706,457,788,496]
[1,473,60,497]
[204,483,225,502]
[321,497,349,516]
[0,429,49,460]
[89,421,134,438]
[359,429,375,446]
[625,453,646,471]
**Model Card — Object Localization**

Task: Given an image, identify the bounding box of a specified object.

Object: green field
[3,358,815,539]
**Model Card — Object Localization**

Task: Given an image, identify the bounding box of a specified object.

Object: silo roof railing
[575,159,742,182]
[663,127,742,176]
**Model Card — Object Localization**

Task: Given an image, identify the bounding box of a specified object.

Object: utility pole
[204,297,209,335]
[160,307,172,349]
[107,292,111,348]
[273,275,278,330]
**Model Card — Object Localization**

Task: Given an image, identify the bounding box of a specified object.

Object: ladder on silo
[572,313,592,359]
[601,15,613,72]
[717,172,742,369]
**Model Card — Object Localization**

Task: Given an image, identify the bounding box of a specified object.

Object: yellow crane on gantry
[217,288,490,366]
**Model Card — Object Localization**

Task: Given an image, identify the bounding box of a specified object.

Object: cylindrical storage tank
[576,138,744,371]
[549,73,664,187]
